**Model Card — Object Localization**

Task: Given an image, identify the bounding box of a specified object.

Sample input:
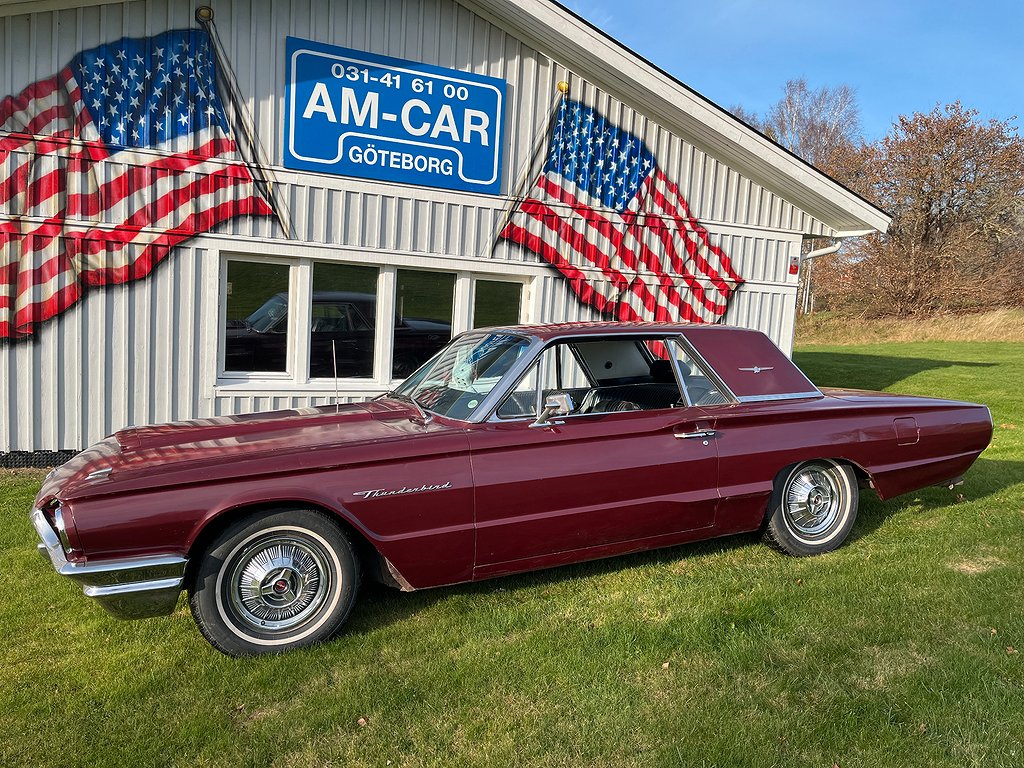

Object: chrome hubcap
[784,467,844,539]
[228,536,332,632]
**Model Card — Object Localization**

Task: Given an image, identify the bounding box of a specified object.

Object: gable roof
[460,0,891,236]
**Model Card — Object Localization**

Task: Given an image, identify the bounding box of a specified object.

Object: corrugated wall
[1,0,822,452]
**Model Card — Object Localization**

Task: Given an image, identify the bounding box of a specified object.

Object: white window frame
[218,253,298,384]
[214,247,535,394]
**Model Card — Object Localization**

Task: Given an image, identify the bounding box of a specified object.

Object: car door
[468,339,719,569]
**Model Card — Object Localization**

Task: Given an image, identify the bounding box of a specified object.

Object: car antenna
[332,340,340,413]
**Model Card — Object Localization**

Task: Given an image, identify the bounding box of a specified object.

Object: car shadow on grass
[344,531,765,636]
[793,350,995,392]
[344,458,1021,636]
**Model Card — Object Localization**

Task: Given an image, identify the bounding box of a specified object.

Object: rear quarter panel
[703,394,993,532]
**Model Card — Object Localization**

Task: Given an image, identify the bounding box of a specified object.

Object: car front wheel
[189,508,359,656]
[763,459,859,556]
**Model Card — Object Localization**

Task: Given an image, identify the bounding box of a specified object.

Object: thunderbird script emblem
[353,481,453,499]
[738,366,774,374]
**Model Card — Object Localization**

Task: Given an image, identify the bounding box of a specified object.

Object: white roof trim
[460,0,891,234]
[0,0,122,18]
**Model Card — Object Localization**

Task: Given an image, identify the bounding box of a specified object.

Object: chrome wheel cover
[225,535,334,633]
[783,465,846,541]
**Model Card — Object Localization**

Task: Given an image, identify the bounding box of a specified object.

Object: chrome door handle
[674,429,717,440]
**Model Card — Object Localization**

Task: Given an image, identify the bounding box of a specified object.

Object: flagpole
[489,78,570,253]
[195,6,293,239]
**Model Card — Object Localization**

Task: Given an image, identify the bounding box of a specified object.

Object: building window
[223,260,290,373]
[218,256,530,386]
[309,262,378,379]
[393,269,455,378]
[473,279,523,328]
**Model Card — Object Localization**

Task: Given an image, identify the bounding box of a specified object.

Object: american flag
[0,28,273,339]
[501,99,743,324]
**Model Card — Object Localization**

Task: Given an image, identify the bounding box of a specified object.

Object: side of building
[0,0,888,455]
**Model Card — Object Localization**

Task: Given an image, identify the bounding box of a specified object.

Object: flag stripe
[3,171,269,300]
[533,173,727,317]
[1,28,274,339]
[500,99,743,327]
[523,178,709,319]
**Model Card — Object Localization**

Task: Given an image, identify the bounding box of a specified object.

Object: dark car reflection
[224,292,452,377]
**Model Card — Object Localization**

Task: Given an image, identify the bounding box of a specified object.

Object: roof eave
[460,0,891,235]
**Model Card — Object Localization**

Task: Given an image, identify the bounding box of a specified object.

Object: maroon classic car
[31,323,992,655]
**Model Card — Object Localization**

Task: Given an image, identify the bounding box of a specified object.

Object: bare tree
[815,103,1024,316]
[763,78,861,170]
[726,104,762,132]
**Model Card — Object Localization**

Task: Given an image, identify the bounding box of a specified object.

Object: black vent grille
[1,451,77,469]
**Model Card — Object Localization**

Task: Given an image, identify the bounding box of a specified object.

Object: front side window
[223,261,290,373]
[496,337,692,419]
[309,263,378,379]
[395,332,531,421]
[394,269,455,378]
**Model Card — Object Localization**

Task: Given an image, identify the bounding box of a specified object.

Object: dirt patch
[854,646,932,691]
[948,556,1006,576]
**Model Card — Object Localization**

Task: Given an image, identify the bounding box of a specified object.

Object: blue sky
[561,0,1023,140]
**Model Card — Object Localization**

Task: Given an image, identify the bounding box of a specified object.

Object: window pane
[496,359,540,419]
[309,263,378,379]
[472,280,522,328]
[224,261,290,373]
[397,332,531,420]
[393,270,454,378]
[670,339,727,406]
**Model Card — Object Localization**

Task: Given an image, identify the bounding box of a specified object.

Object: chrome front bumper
[31,509,187,619]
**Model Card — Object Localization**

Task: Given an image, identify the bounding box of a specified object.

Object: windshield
[393,332,531,420]
[245,294,289,333]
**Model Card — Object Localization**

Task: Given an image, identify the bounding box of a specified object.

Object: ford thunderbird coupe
[31,323,993,655]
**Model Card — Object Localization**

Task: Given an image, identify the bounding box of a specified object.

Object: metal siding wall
[2,0,823,451]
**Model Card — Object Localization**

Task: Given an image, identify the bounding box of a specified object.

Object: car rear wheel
[189,508,359,656]
[763,460,859,556]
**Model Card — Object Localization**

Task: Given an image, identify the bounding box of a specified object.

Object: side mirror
[530,392,574,429]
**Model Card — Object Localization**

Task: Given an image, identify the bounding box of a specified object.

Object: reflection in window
[224,261,290,372]
[497,359,541,419]
[670,339,727,406]
[472,280,522,328]
[396,332,531,421]
[393,270,454,378]
[309,263,378,379]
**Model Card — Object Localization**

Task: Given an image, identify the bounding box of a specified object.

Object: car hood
[36,399,445,504]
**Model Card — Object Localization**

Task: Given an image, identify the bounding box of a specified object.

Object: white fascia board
[0,0,123,18]
[462,0,891,235]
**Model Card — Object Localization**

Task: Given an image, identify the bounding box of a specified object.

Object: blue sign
[284,37,506,194]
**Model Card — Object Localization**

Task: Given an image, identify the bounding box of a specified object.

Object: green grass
[3,341,1023,768]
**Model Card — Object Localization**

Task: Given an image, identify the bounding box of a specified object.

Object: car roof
[480,320,761,341]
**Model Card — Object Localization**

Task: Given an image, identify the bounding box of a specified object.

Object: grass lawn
[3,341,1022,768]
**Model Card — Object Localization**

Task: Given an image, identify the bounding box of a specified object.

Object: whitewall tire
[763,460,859,557]
[189,508,359,656]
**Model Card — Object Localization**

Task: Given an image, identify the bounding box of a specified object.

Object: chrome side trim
[31,509,186,619]
[735,391,824,403]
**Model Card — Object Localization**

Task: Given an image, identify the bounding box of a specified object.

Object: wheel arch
[183,499,388,592]
[762,456,876,524]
